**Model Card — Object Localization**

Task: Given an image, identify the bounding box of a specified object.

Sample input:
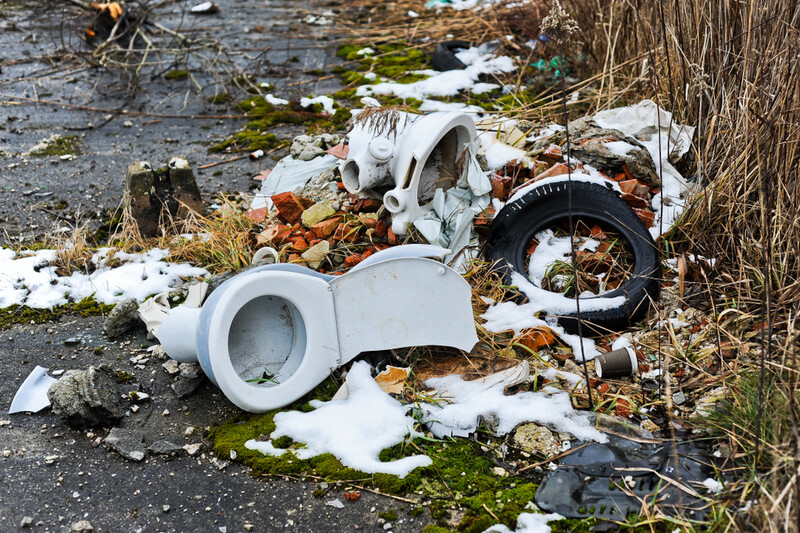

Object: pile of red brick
[488,144,659,228]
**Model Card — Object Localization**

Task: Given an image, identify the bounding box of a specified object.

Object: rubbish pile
[6,97,712,526]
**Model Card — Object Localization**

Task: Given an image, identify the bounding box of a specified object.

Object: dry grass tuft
[165,200,258,275]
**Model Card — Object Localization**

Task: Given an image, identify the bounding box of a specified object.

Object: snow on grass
[0,247,207,309]
[355,47,515,101]
[420,372,607,441]
[483,510,565,533]
[300,95,337,115]
[245,361,431,478]
[245,360,608,478]
[264,94,289,106]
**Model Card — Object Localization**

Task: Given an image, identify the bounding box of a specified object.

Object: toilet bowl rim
[203,270,338,409]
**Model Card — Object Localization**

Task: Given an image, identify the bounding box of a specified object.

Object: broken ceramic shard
[9,366,56,414]
[341,110,480,235]
[156,245,478,413]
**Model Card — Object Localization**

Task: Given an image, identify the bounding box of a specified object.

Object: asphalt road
[0,1,433,531]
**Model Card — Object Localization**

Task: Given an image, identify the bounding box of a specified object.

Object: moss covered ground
[207,378,599,532]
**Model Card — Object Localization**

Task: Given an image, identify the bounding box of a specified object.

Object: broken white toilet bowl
[341,111,477,235]
[156,245,478,412]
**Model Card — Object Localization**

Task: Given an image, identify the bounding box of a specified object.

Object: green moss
[0,296,113,330]
[115,370,134,384]
[208,131,287,154]
[422,526,452,533]
[29,135,81,157]
[378,510,398,522]
[211,95,338,153]
[208,93,232,105]
[164,69,189,80]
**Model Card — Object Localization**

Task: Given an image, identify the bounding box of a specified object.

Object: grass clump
[28,134,81,157]
[164,69,189,80]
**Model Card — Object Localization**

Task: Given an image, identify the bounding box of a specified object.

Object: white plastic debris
[9,366,56,414]
[250,155,339,211]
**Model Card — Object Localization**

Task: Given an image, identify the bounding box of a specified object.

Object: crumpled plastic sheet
[412,149,491,270]
[250,154,339,211]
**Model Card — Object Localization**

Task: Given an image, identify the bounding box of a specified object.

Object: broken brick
[287,236,309,252]
[352,198,382,213]
[310,216,343,239]
[271,192,309,225]
[516,327,556,352]
[245,207,269,223]
[621,164,635,182]
[256,223,292,246]
[619,179,650,198]
[491,174,513,201]
[621,192,649,209]
[326,142,350,160]
[535,162,569,181]
[334,222,361,243]
[633,208,655,228]
[357,214,378,229]
[541,144,563,162]
[387,228,398,245]
[344,254,362,268]
[374,219,388,238]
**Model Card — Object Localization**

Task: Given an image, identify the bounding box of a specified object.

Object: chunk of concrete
[105,428,145,462]
[47,366,126,429]
[301,201,337,228]
[103,298,141,338]
[301,240,330,269]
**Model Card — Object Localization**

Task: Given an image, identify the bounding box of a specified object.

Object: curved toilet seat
[197,270,339,413]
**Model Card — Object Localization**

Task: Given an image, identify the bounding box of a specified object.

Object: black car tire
[484,180,660,334]
[431,40,471,71]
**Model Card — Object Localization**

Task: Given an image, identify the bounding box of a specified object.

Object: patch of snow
[702,477,724,494]
[300,95,336,115]
[420,373,607,442]
[419,100,486,115]
[0,247,207,309]
[603,140,636,157]
[245,361,431,478]
[356,47,515,101]
[264,94,289,106]
[480,134,529,170]
[482,511,564,533]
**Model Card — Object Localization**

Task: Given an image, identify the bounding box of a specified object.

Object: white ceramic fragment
[9,366,56,414]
